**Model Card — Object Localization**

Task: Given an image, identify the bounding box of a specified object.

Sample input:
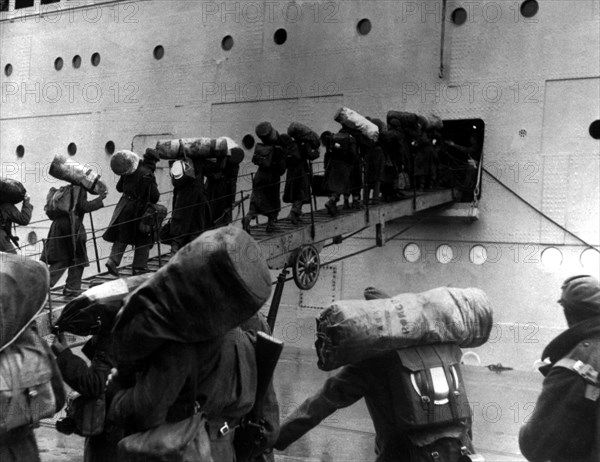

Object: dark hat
[110,150,140,176]
[255,122,279,144]
[143,148,160,164]
[559,275,600,322]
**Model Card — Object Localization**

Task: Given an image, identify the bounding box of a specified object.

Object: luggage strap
[554,358,600,401]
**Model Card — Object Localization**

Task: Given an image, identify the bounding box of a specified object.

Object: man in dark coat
[204,148,244,228]
[169,156,211,254]
[323,128,358,216]
[519,275,600,462]
[52,302,122,462]
[242,122,286,234]
[0,192,32,253]
[282,137,317,225]
[108,227,279,461]
[41,185,106,296]
[103,150,160,275]
[274,287,475,462]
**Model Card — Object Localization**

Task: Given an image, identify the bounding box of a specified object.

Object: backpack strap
[554,357,600,401]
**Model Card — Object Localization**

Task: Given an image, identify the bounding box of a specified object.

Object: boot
[266,219,279,233]
[325,199,338,217]
[105,260,120,277]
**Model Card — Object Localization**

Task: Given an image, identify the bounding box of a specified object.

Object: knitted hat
[559,275,600,322]
[110,150,140,176]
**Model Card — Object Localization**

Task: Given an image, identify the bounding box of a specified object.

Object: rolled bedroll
[287,122,321,149]
[315,286,493,371]
[0,178,26,204]
[155,137,231,160]
[49,155,108,196]
[334,107,379,142]
[386,110,421,128]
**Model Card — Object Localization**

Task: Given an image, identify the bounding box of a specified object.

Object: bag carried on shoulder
[0,327,62,435]
[117,411,212,462]
[45,185,74,218]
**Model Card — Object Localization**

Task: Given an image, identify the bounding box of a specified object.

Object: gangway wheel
[292,245,320,290]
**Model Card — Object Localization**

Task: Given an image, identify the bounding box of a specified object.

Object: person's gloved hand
[51,333,70,355]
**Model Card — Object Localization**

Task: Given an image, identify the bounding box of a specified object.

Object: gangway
[33,188,455,337]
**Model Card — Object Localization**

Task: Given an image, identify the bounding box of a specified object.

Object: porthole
[27,231,37,245]
[72,55,82,69]
[589,120,600,140]
[403,243,421,263]
[221,35,234,51]
[357,18,372,36]
[16,145,25,158]
[4,63,13,77]
[469,245,487,265]
[520,0,539,18]
[153,45,165,60]
[68,142,77,156]
[54,57,63,71]
[274,29,287,45]
[580,248,600,272]
[541,247,562,268]
[105,140,116,155]
[91,52,101,67]
[242,134,255,150]
[451,8,467,25]
[436,244,454,264]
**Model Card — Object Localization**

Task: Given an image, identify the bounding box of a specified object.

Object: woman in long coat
[323,129,358,216]
[41,185,105,296]
[103,152,159,275]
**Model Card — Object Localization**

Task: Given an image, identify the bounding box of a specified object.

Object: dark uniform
[41,185,105,295]
[282,137,317,224]
[103,158,159,274]
[108,227,278,461]
[0,198,32,253]
[275,287,474,462]
[520,275,600,462]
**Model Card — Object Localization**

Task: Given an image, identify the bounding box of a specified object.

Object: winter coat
[204,160,239,228]
[169,159,211,247]
[519,316,600,462]
[109,324,279,461]
[103,164,159,246]
[323,132,358,195]
[283,141,313,205]
[0,200,33,253]
[40,186,104,266]
[275,351,472,462]
[55,333,122,462]
[249,146,286,218]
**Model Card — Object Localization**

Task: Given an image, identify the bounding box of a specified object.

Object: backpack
[329,132,356,162]
[389,343,481,462]
[45,185,74,218]
[252,144,274,169]
[0,326,63,435]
